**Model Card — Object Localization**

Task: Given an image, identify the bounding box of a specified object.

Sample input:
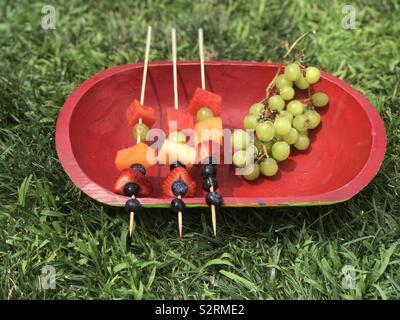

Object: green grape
[271,141,290,161]
[243,114,259,130]
[279,86,295,101]
[283,128,299,144]
[268,95,285,111]
[311,92,329,107]
[304,110,321,129]
[278,110,293,123]
[284,63,301,81]
[231,129,251,150]
[294,74,310,90]
[287,100,304,116]
[249,102,264,115]
[305,66,320,84]
[293,114,310,131]
[275,74,293,90]
[233,150,249,168]
[260,158,278,177]
[274,117,292,136]
[133,123,149,141]
[294,134,310,150]
[196,107,214,121]
[243,164,261,181]
[256,121,275,142]
[168,131,186,144]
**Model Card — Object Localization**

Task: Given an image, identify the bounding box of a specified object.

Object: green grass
[0,0,399,299]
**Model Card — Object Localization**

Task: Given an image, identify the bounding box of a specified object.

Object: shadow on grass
[104,201,351,242]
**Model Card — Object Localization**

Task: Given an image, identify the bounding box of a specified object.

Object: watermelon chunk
[126,99,156,128]
[162,108,194,135]
[186,88,222,117]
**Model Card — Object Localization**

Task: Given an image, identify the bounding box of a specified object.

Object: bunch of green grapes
[231,64,329,181]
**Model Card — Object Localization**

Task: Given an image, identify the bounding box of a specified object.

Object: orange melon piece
[115,142,157,171]
[157,140,197,169]
[194,117,223,145]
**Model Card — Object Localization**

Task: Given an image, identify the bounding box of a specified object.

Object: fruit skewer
[128,25,152,236]
[171,28,184,238]
[158,28,197,238]
[168,28,197,237]
[172,27,184,237]
[113,26,156,237]
[198,28,219,236]
[187,28,223,236]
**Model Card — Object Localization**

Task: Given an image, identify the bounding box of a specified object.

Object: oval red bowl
[56,61,386,207]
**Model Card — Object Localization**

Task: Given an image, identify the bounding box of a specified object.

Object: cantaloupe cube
[194,117,223,145]
[115,142,157,171]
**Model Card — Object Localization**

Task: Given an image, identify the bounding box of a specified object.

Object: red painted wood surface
[55,62,386,207]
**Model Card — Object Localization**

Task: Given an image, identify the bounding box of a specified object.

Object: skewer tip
[178,211,183,238]
[211,206,217,237]
[129,211,134,237]
[209,178,217,237]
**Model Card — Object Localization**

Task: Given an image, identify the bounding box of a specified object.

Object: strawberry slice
[114,168,153,197]
[162,167,196,197]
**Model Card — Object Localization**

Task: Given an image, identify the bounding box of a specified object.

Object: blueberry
[206,192,223,208]
[123,182,140,197]
[170,198,185,214]
[131,163,146,175]
[125,198,142,213]
[171,180,188,197]
[169,161,186,171]
[201,164,216,178]
[202,178,218,192]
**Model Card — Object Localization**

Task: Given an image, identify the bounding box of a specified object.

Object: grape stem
[283,30,316,60]
[307,86,313,110]
[261,30,316,106]
[261,143,269,160]
[298,63,315,110]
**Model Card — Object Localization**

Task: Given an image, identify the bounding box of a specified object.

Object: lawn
[0,0,399,299]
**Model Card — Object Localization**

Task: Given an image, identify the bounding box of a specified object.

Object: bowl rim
[55,61,386,207]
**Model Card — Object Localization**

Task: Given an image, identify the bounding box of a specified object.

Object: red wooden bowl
[56,62,386,207]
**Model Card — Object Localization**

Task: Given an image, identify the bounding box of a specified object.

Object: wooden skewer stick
[171,28,183,237]
[178,195,183,238]
[209,178,217,236]
[172,28,179,110]
[198,28,206,91]
[140,26,152,106]
[199,28,217,237]
[130,25,152,237]
[129,196,136,237]
[135,25,152,144]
